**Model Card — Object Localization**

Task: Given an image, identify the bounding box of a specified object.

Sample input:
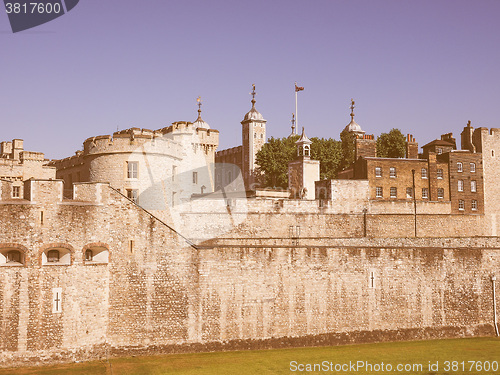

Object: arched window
[47,250,60,263]
[83,246,109,264]
[304,145,310,157]
[0,248,25,266]
[42,247,71,265]
[85,249,93,261]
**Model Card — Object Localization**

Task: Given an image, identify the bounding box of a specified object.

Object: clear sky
[1,0,500,159]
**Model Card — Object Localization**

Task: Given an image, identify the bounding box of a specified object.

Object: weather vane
[197,96,202,110]
[251,84,256,101]
[350,98,355,119]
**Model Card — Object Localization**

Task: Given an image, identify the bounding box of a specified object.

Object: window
[52,288,62,313]
[458,180,464,192]
[471,180,477,192]
[85,249,93,261]
[376,187,383,198]
[437,169,443,179]
[493,150,495,157]
[127,161,138,179]
[254,133,256,138]
[457,162,463,172]
[437,188,444,199]
[390,187,397,198]
[6,250,21,263]
[406,187,413,198]
[192,171,198,184]
[470,163,476,173]
[43,248,71,265]
[261,134,264,139]
[437,148,443,155]
[389,167,396,178]
[369,271,375,289]
[375,167,382,177]
[47,250,60,263]
[84,246,109,264]
[126,189,138,203]
[172,192,176,207]
[1,249,24,266]
[472,200,478,211]
[458,200,465,211]
[12,186,20,198]
[421,168,428,179]
[422,188,429,199]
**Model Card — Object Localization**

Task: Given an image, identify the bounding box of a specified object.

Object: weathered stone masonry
[1,180,500,367]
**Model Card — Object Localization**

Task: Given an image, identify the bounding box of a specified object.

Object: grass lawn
[1,337,499,374]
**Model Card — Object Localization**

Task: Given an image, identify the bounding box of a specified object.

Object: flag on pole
[295,84,304,92]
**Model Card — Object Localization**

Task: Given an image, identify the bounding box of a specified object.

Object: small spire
[250,84,256,107]
[196,96,203,120]
[350,98,355,120]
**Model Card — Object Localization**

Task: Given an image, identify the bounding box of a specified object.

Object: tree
[255,136,298,188]
[339,129,356,171]
[255,136,342,188]
[310,137,342,180]
[376,128,406,158]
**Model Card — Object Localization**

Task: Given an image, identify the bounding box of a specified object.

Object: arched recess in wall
[82,242,110,264]
[0,243,29,267]
[39,243,74,266]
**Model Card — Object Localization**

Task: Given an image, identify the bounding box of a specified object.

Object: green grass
[2,337,499,374]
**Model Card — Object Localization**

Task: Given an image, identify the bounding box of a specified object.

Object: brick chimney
[406,134,418,159]
[355,134,376,159]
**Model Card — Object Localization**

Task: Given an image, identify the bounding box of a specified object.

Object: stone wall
[1,181,499,368]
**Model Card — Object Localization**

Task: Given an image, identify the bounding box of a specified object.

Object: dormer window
[437,148,443,155]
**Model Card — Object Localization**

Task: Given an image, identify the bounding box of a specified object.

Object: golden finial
[350,98,355,120]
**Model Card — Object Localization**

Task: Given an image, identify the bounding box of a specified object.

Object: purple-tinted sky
[1,0,500,159]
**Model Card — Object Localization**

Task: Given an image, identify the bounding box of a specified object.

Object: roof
[343,119,365,134]
[422,139,455,148]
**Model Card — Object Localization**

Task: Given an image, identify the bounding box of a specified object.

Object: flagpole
[295,82,298,135]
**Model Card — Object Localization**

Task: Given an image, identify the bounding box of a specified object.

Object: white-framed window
[421,168,428,179]
[0,249,24,266]
[406,187,413,198]
[193,171,198,184]
[437,188,444,199]
[126,189,138,203]
[437,148,443,155]
[437,169,443,179]
[470,162,476,173]
[457,162,463,172]
[390,187,397,198]
[422,188,429,199]
[458,199,465,211]
[471,180,477,193]
[389,167,396,178]
[458,180,464,192]
[12,186,20,198]
[84,246,109,264]
[375,167,382,177]
[127,161,138,179]
[42,248,71,266]
[376,187,383,198]
[472,200,478,211]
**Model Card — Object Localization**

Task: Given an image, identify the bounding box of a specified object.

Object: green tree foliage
[255,136,342,188]
[340,130,356,171]
[376,128,406,158]
[310,137,342,180]
[255,136,298,188]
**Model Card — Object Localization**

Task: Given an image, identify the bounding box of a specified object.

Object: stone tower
[241,84,267,190]
[288,127,320,199]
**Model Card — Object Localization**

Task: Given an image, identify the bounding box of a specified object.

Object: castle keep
[1,90,500,367]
